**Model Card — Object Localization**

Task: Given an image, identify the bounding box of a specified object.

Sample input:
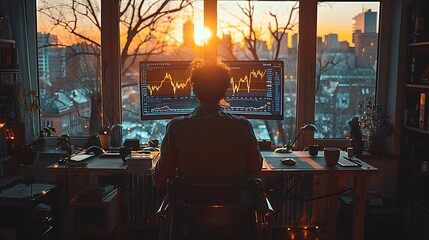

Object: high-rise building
[183,18,195,46]
[353,9,378,68]
[325,34,339,50]
[292,33,298,50]
[37,33,65,94]
[353,9,377,33]
[271,31,288,58]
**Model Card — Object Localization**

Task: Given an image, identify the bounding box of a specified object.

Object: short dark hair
[189,59,231,104]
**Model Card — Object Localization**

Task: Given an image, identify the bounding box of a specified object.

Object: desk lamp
[274,123,318,153]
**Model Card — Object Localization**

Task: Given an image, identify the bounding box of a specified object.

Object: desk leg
[50,186,62,240]
[352,176,366,240]
[326,175,338,237]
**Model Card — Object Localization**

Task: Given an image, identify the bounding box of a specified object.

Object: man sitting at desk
[152,59,262,188]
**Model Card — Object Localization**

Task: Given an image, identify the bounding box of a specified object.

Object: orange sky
[37,1,379,50]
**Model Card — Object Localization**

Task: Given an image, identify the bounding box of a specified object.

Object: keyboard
[70,153,95,162]
[337,157,359,167]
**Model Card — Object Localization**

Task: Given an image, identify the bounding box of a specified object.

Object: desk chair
[157,178,274,240]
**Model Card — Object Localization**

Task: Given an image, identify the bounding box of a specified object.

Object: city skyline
[37,1,379,50]
[36,1,379,141]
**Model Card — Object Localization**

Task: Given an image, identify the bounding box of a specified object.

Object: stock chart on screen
[140,60,284,120]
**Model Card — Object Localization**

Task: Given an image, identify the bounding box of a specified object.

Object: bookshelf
[0,38,18,176]
[400,1,429,239]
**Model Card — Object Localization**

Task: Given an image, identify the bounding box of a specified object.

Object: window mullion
[297,0,318,149]
[101,0,121,127]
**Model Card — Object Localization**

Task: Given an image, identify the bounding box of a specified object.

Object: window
[217,1,299,145]
[36,0,384,149]
[37,0,101,136]
[315,2,380,139]
[119,0,201,141]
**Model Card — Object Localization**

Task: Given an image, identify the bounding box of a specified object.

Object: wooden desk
[46,157,128,239]
[46,156,128,198]
[0,182,60,240]
[46,152,376,240]
[46,157,127,175]
[261,151,378,240]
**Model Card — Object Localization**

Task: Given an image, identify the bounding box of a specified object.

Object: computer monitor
[139,60,284,120]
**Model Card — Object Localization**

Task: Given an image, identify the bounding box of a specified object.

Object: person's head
[188,59,231,104]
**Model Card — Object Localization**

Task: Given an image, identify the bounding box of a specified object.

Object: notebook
[337,157,360,167]
[69,153,95,162]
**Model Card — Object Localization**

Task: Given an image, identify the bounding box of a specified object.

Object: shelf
[405,83,429,89]
[0,69,19,74]
[404,126,429,135]
[0,39,15,44]
[409,41,429,47]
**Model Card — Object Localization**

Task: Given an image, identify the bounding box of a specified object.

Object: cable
[286,187,353,201]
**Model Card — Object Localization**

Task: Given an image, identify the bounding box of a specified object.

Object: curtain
[3,0,39,143]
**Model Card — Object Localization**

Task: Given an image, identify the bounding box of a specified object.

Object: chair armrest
[157,194,170,216]
[259,192,274,216]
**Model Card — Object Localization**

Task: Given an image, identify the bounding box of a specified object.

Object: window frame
[303,0,390,150]
[97,0,391,149]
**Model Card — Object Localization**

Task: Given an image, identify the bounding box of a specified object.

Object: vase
[99,134,110,150]
[367,136,385,154]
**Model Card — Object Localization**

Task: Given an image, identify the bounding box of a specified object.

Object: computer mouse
[280,157,296,166]
[85,146,105,156]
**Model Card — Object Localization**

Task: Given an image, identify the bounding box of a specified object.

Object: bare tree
[315,46,349,94]
[38,0,195,134]
[219,0,299,145]
[119,0,194,74]
[220,0,262,60]
[268,2,299,61]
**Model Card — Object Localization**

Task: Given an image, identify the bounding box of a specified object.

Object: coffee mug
[308,145,319,156]
[324,147,340,167]
[119,146,131,163]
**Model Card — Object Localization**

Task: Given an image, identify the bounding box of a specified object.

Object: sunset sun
[194,27,212,46]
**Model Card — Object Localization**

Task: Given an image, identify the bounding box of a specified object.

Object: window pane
[37,0,101,136]
[218,1,299,146]
[315,2,380,138]
[120,1,202,142]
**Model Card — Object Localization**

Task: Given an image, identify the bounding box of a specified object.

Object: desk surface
[46,150,377,176]
[261,151,377,176]
[46,157,127,175]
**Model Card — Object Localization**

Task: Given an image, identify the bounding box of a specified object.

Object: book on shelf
[405,108,419,128]
[419,92,429,130]
[409,54,429,83]
[409,0,429,43]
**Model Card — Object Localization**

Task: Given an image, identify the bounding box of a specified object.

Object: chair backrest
[164,178,264,239]
[168,178,262,208]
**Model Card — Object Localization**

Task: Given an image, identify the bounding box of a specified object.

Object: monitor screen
[139,60,284,120]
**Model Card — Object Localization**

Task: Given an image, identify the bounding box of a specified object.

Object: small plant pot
[351,139,364,155]
[99,134,110,150]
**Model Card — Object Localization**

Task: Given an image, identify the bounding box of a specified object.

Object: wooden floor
[124,226,337,240]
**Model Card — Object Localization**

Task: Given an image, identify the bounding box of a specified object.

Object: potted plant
[98,126,111,150]
[36,125,56,149]
[347,117,364,155]
[57,134,71,158]
[359,98,394,154]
